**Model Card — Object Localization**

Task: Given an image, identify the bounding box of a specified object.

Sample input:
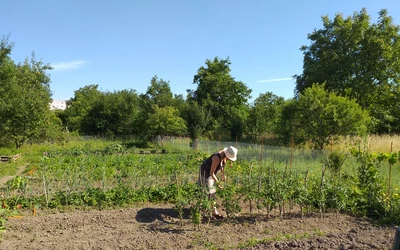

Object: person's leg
[206,177,219,216]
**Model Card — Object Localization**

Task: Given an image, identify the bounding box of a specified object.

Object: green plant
[103,143,126,155]
[351,149,385,217]
[219,183,241,220]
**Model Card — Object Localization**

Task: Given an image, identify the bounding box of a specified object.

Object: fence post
[393,227,400,250]
[236,136,238,149]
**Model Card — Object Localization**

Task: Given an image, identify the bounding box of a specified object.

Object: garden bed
[0,203,395,250]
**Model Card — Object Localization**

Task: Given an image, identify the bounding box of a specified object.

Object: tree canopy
[146,105,187,145]
[0,36,55,148]
[295,9,400,133]
[81,89,140,136]
[247,92,285,143]
[64,84,103,133]
[188,57,251,139]
[287,84,370,149]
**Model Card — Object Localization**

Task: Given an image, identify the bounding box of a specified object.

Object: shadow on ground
[135,207,191,223]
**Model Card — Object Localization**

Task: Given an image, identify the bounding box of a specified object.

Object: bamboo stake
[257,175,261,216]
[248,163,253,213]
[42,173,48,207]
[389,141,393,195]
[320,163,327,218]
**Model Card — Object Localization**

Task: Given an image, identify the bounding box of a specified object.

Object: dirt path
[0,204,396,250]
[0,165,26,187]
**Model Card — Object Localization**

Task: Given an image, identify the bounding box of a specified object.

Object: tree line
[1,8,399,150]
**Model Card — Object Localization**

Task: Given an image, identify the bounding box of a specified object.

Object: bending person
[198,146,238,219]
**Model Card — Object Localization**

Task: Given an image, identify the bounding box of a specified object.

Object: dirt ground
[0,202,396,250]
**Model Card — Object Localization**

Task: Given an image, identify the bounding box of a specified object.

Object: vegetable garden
[0,138,398,249]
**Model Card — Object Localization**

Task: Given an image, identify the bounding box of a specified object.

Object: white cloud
[257,77,293,83]
[52,61,85,71]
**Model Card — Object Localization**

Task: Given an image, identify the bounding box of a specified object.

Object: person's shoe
[212,214,224,219]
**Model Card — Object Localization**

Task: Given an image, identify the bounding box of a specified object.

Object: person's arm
[221,167,226,182]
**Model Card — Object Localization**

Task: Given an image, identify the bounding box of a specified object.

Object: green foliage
[137,76,181,137]
[324,180,350,214]
[103,143,126,155]
[63,85,102,133]
[146,105,187,142]
[32,110,65,143]
[2,139,400,228]
[6,176,28,193]
[188,57,251,139]
[290,84,370,149]
[81,89,140,136]
[324,152,347,177]
[295,8,400,133]
[124,139,152,149]
[219,184,241,219]
[0,37,53,149]
[275,99,300,145]
[247,92,285,143]
[182,100,210,141]
[351,150,385,217]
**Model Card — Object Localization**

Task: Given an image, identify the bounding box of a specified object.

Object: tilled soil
[0,203,396,250]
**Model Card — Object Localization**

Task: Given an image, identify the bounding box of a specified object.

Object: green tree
[33,110,65,143]
[188,57,251,139]
[146,105,187,146]
[275,98,301,146]
[82,90,140,136]
[295,84,370,150]
[138,76,177,137]
[64,84,102,133]
[247,92,285,143]
[0,37,53,148]
[182,100,210,141]
[143,75,175,107]
[295,9,400,133]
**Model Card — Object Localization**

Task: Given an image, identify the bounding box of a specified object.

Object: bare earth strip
[0,203,396,250]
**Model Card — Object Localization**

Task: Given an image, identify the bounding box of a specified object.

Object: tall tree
[0,41,53,148]
[64,84,102,133]
[143,75,175,107]
[138,76,177,137]
[247,92,285,143]
[182,100,210,141]
[188,57,251,139]
[295,9,400,133]
[275,98,301,146]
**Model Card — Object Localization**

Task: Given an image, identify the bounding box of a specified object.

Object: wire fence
[160,136,400,186]
[160,137,330,174]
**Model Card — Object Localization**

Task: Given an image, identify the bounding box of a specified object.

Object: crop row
[1,143,399,227]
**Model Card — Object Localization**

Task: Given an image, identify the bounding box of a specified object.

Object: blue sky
[2,0,399,102]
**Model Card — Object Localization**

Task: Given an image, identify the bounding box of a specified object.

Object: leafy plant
[219,183,241,220]
[103,143,126,155]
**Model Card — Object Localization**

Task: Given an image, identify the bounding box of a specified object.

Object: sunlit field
[0,134,399,226]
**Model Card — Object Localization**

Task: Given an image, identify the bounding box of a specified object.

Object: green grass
[0,162,19,176]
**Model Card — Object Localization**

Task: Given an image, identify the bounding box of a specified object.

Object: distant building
[50,100,67,110]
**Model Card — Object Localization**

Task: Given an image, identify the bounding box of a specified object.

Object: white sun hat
[224,146,238,161]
